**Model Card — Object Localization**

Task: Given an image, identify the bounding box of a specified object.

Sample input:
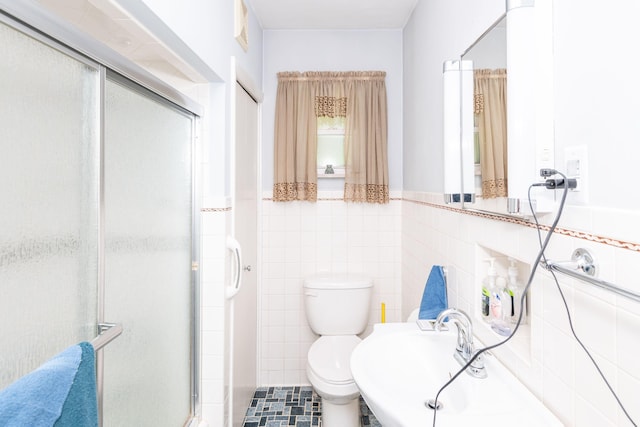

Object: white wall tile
[573,289,617,361]
[540,272,575,336]
[257,191,639,426]
[400,192,640,427]
[201,355,224,381]
[202,307,225,332]
[574,347,619,422]
[575,396,617,427]
[259,196,402,386]
[617,308,640,380]
[542,368,574,426]
[201,403,225,427]
[316,215,332,233]
[592,208,640,246]
[617,370,640,425]
[199,210,229,427]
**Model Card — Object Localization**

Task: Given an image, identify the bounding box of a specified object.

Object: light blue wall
[262,29,404,192]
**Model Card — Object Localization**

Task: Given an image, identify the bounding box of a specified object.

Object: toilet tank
[303,274,373,335]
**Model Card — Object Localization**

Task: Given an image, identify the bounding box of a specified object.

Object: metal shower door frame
[0,8,202,425]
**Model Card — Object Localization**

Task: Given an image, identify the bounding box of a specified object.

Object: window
[317,116,345,178]
[273,71,388,203]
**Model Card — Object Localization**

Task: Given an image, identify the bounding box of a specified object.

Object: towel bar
[541,248,640,304]
[91,322,123,351]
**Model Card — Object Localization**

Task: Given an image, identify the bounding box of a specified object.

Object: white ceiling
[249,0,419,30]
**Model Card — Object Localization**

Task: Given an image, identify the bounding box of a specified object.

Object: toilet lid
[308,336,362,385]
[304,274,372,290]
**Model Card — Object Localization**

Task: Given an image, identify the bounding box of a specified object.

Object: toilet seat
[307,335,361,386]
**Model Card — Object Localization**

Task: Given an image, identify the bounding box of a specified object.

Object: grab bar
[91,322,123,351]
[541,248,640,304]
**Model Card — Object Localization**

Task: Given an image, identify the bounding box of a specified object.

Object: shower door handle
[225,236,243,300]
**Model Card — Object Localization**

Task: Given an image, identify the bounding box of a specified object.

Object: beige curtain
[474,69,508,199]
[344,71,389,204]
[273,72,319,201]
[273,71,388,203]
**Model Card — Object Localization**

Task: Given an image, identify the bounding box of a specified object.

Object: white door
[232,82,259,426]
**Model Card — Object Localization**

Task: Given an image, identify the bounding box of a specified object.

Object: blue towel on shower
[418,265,448,319]
[0,342,98,427]
[54,342,97,427]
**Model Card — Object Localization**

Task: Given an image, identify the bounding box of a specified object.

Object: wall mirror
[460,15,508,213]
[448,0,554,217]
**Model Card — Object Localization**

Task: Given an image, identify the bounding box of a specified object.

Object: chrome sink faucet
[435,308,487,379]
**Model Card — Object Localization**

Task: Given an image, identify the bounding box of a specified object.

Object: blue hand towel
[0,342,97,427]
[418,265,448,319]
[54,342,98,427]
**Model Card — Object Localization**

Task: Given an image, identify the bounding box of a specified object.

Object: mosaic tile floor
[242,386,382,427]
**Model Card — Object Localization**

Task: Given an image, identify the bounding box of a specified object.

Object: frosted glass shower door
[0,20,99,389]
[102,76,194,426]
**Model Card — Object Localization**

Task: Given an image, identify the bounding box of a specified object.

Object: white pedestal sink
[351,323,562,427]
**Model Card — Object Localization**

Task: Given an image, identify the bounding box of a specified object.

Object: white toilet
[303,274,373,427]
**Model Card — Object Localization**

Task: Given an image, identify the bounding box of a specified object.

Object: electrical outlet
[566,158,581,191]
[564,146,588,203]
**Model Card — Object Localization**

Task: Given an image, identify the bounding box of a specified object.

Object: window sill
[317,167,345,178]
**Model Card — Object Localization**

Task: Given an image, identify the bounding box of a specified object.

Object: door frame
[228,62,263,427]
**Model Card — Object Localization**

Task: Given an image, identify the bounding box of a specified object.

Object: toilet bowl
[307,336,361,402]
[303,274,373,427]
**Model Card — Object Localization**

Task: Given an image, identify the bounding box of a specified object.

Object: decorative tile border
[261,197,402,202]
[200,207,232,212]
[209,195,639,252]
[404,198,640,253]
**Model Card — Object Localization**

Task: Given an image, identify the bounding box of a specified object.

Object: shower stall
[0,11,200,426]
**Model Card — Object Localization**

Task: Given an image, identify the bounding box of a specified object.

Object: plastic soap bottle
[490,276,511,336]
[481,258,497,323]
[507,258,526,325]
